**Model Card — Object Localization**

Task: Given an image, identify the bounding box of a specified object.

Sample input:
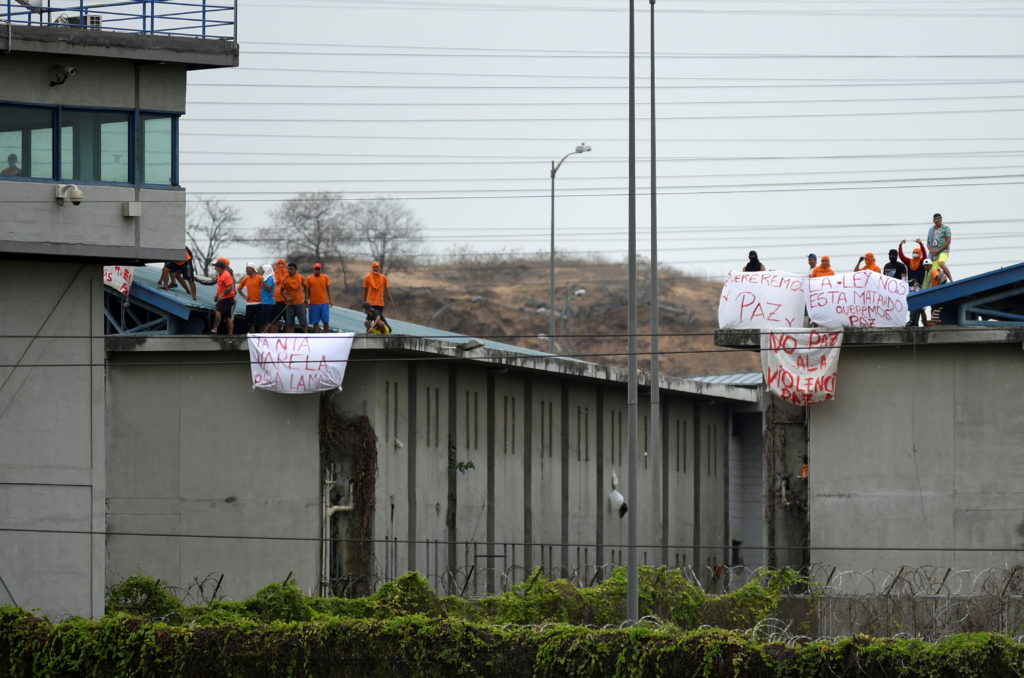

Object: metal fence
[326,556,1024,640]
[3,0,235,39]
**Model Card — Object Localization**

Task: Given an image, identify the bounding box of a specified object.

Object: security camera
[50,65,77,87]
[55,184,84,206]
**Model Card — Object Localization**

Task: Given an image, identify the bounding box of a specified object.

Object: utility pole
[626,0,640,623]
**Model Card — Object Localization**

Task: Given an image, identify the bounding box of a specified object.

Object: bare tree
[351,197,424,273]
[186,198,240,277]
[258,192,353,283]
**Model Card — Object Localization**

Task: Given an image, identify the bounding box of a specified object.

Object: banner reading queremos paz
[247,333,355,394]
[718,271,806,329]
[760,328,843,405]
[805,270,908,329]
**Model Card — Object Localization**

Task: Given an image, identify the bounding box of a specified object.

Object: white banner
[247,333,355,394]
[103,265,134,297]
[805,270,908,328]
[760,328,843,405]
[718,271,806,329]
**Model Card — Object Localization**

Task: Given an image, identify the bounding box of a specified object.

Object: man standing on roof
[237,263,264,334]
[362,261,395,322]
[271,258,288,331]
[811,255,835,277]
[854,252,881,273]
[280,262,308,333]
[211,259,236,335]
[306,262,332,333]
[259,264,277,332]
[924,213,953,288]
[900,239,927,326]
[882,249,907,281]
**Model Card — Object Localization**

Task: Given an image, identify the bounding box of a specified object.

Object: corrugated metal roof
[909,261,1024,311]
[688,372,762,388]
[128,265,555,357]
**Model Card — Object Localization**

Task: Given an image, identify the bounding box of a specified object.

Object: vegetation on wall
[3,568,1020,677]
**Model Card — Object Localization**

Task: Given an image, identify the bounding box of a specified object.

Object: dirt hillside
[336,255,758,378]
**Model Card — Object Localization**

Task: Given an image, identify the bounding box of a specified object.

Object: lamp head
[575,143,592,153]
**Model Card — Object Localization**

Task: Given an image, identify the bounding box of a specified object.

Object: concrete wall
[729,411,764,568]
[808,342,1024,574]
[106,350,321,601]
[0,261,105,618]
[0,51,188,262]
[0,53,186,111]
[332,359,737,594]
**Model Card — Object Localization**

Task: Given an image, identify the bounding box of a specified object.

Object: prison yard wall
[105,348,322,603]
[0,261,107,618]
[100,337,749,604]
[716,326,1024,576]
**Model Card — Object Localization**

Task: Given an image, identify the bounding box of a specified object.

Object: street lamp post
[549,143,591,354]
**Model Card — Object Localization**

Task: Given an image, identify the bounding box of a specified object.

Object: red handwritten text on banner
[718,271,806,330]
[760,328,843,405]
[102,266,134,297]
[247,333,355,394]
[805,270,908,328]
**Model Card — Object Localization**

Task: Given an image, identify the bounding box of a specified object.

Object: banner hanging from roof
[760,328,843,405]
[247,333,355,394]
[103,265,134,297]
[805,270,909,329]
[718,271,806,330]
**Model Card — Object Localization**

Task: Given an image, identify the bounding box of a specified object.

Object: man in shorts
[362,260,395,323]
[279,262,308,333]
[237,263,264,333]
[306,263,332,333]
[924,213,953,288]
[212,259,236,334]
[159,247,197,300]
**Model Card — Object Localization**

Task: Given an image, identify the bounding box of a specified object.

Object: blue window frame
[0,102,179,187]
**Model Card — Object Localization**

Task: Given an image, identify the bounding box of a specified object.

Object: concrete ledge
[4,25,238,69]
[716,325,1024,349]
[106,335,761,403]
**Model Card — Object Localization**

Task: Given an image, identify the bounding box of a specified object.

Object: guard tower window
[140,114,174,185]
[61,110,130,183]
[0,105,54,179]
[0,104,179,187]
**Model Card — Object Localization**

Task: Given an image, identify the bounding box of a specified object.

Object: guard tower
[0,3,238,618]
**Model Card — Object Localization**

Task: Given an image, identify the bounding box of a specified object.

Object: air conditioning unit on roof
[66,14,102,28]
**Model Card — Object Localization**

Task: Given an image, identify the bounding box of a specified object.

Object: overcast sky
[183,0,1024,282]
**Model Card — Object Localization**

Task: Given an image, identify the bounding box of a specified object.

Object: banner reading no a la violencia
[760,328,843,405]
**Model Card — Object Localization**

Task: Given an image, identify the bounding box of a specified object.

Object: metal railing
[4,0,236,40]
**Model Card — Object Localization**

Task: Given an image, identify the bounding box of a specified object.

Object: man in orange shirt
[810,255,835,277]
[212,259,236,335]
[306,262,332,333]
[280,262,308,333]
[854,252,881,273]
[237,263,265,333]
[362,261,395,323]
[270,258,288,331]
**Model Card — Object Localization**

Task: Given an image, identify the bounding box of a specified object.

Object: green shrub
[243,581,314,622]
[105,574,183,619]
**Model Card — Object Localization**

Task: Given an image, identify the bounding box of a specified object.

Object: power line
[186,79,1024,90]
[187,94,1024,107]
[181,107,1024,122]
[184,164,1024,183]
[3,525,1020,552]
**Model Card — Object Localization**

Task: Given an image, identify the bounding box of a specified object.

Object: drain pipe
[320,470,355,596]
